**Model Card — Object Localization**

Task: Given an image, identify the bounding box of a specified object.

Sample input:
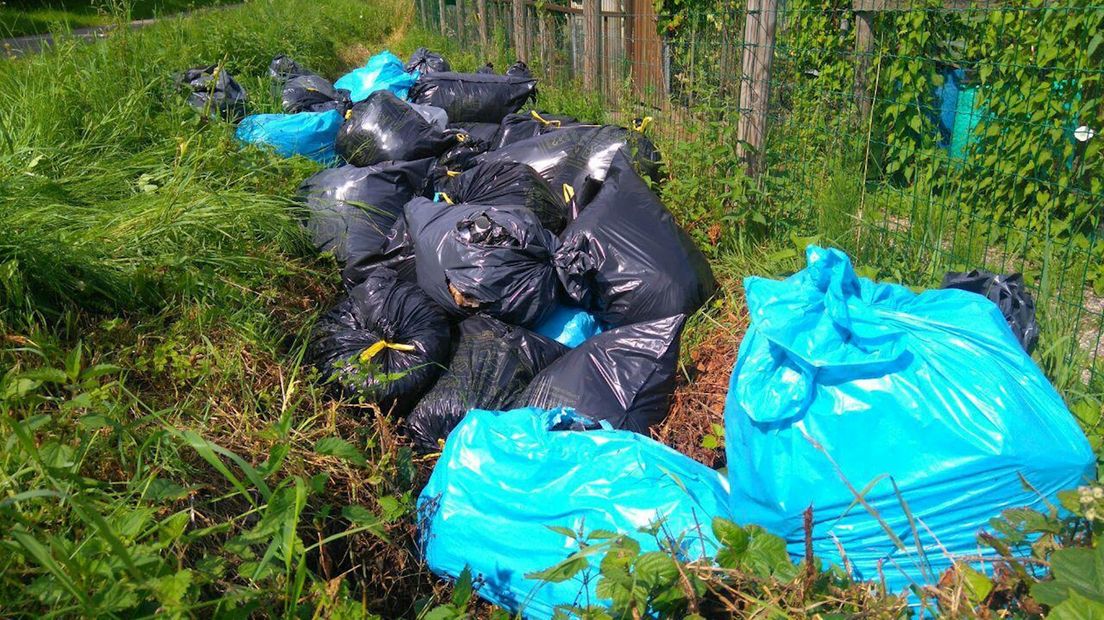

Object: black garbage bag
[555,152,715,327]
[409,72,538,123]
[343,216,417,287]
[308,268,451,415]
[406,315,568,451]
[435,134,494,178]
[941,270,1040,352]
[405,47,451,74]
[511,314,686,433]
[175,65,247,121]
[406,198,560,327]
[478,125,663,209]
[298,158,435,264]
[476,63,496,74]
[505,61,532,78]
[444,161,568,234]
[268,54,316,84]
[495,111,578,149]
[282,74,352,114]
[448,122,501,145]
[336,91,458,166]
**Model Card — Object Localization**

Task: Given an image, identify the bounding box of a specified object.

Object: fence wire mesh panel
[414,0,1104,393]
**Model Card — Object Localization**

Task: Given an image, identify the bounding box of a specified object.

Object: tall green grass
[0,0,406,324]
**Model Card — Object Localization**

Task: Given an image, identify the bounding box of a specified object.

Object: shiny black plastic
[281,74,352,114]
[406,198,560,327]
[511,314,686,433]
[409,72,538,123]
[308,268,450,415]
[268,54,316,84]
[494,112,578,149]
[444,161,568,234]
[298,158,434,265]
[405,48,451,74]
[336,91,457,166]
[941,269,1040,352]
[436,135,493,176]
[477,125,663,206]
[555,152,715,326]
[505,61,532,78]
[175,65,247,121]
[343,216,418,288]
[406,316,567,452]
[447,122,501,144]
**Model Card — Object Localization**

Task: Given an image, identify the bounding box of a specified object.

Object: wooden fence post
[736,0,778,175]
[513,0,527,61]
[457,0,465,39]
[583,0,601,92]
[439,0,447,34]
[477,0,488,50]
[853,10,874,120]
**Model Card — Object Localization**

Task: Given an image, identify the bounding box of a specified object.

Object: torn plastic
[297,158,434,264]
[343,216,417,288]
[494,111,578,149]
[281,74,352,114]
[235,110,343,163]
[941,269,1039,352]
[308,268,450,415]
[512,314,685,433]
[477,125,663,204]
[532,304,603,348]
[555,152,715,327]
[405,47,451,74]
[406,317,567,452]
[444,160,568,234]
[724,246,1094,595]
[334,50,419,102]
[409,71,538,123]
[175,65,247,121]
[406,198,560,327]
[418,406,729,619]
[336,91,458,166]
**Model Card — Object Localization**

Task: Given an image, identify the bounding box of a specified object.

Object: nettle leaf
[526,555,590,583]
[1048,591,1104,620]
[451,566,474,608]
[634,551,679,589]
[314,437,367,467]
[1031,543,1104,607]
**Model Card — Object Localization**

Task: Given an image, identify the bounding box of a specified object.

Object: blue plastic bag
[419,407,730,619]
[532,305,603,348]
[723,246,1094,594]
[235,110,343,163]
[334,50,418,102]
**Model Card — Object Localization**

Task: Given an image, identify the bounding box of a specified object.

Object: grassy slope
[1,0,240,38]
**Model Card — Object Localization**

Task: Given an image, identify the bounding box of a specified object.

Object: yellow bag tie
[446,170,462,178]
[345,109,353,121]
[632,116,654,133]
[561,183,575,204]
[530,110,561,127]
[359,340,416,363]
[436,192,454,204]
[456,132,468,142]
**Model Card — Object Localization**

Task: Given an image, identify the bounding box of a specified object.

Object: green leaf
[633,551,679,588]
[961,565,993,604]
[152,569,193,609]
[1031,544,1104,607]
[341,504,381,527]
[526,555,590,583]
[451,567,474,608]
[314,437,367,467]
[1049,591,1104,620]
[546,525,578,539]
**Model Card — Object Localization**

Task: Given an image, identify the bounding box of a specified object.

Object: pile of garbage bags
[188,48,1094,618]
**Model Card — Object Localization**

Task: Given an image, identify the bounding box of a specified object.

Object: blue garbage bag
[235,110,343,163]
[723,245,1094,594]
[334,50,418,102]
[419,407,730,619]
[532,305,602,348]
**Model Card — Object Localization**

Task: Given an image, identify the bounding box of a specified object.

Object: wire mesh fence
[414,0,1104,392]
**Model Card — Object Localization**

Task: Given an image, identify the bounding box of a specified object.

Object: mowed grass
[0,0,447,616]
[1,0,241,38]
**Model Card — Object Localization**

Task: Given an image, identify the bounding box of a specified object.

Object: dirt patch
[652,307,748,468]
